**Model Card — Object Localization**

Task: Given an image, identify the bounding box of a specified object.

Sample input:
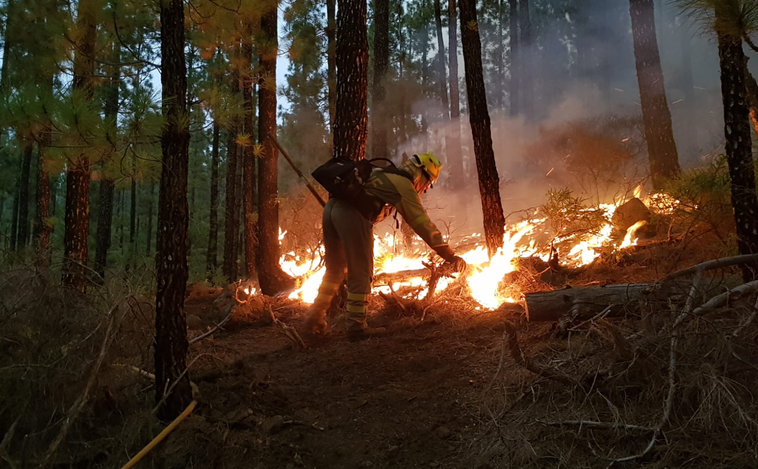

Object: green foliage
[664,155,733,230]
[673,0,758,39]
[541,188,607,238]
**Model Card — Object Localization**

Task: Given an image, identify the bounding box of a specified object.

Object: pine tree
[629,0,681,189]
[62,0,98,291]
[459,0,506,256]
[433,0,449,117]
[154,0,193,420]
[206,120,220,278]
[448,0,464,189]
[334,0,369,161]
[372,0,390,160]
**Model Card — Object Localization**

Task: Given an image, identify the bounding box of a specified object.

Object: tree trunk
[518,0,532,119]
[744,68,758,136]
[459,0,506,256]
[62,0,96,291]
[130,167,137,245]
[94,177,114,281]
[509,0,519,117]
[715,10,758,281]
[205,120,220,278]
[10,175,19,251]
[629,0,680,190]
[524,282,686,321]
[35,39,55,269]
[327,0,336,140]
[223,67,241,282]
[496,0,505,108]
[145,182,154,256]
[434,0,449,117]
[257,3,293,295]
[94,52,119,281]
[334,0,368,161]
[241,38,257,279]
[17,138,32,249]
[448,0,464,189]
[155,0,192,421]
[371,0,389,160]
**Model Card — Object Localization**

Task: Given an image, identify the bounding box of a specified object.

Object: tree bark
[257,4,294,294]
[34,32,56,269]
[206,120,220,278]
[524,282,686,321]
[459,0,506,256]
[460,0,505,257]
[17,138,32,249]
[327,0,336,140]
[334,0,369,161]
[223,64,241,282]
[62,0,96,291]
[371,0,389,160]
[434,0,449,117]
[241,37,257,279]
[10,175,19,251]
[715,10,758,281]
[94,52,119,281]
[448,0,464,189]
[145,182,154,256]
[155,0,192,421]
[509,0,519,116]
[629,0,680,190]
[94,176,114,281]
[518,0,532,119]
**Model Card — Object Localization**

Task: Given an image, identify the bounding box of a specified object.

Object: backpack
[311,157,411,199]
[311,157,413,222]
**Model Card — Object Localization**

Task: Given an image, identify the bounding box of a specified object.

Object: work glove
[446,256,468,274]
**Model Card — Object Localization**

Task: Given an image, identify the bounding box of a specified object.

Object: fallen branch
[539,420,656,433]
[268,306,306,350]
[0,409,23,469]
[659,254,758,284]
[152,354,206,414]
[41,301,124,467]
[189,305,234,345]
[503,322,579,387]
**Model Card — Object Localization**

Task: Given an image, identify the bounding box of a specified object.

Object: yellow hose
[120,400,198,469]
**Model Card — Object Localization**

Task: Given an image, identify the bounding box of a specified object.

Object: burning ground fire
[275,191,676,310]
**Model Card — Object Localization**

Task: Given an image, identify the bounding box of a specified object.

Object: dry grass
[468,272,758,468]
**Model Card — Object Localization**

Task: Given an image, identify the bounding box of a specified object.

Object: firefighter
[304,153,467,341]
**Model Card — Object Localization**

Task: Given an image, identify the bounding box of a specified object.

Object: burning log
[524,282,688,322]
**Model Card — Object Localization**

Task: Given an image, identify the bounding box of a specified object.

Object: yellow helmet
[410,153,443,184]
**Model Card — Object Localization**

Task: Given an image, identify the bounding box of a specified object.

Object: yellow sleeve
[392,182,447,249]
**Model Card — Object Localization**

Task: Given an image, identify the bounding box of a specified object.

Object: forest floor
[4,224,758,468]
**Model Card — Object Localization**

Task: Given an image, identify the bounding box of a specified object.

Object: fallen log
[525,282,688,322]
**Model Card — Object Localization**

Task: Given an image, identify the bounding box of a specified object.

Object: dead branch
[503,322,580,387]
[0,409,23,469]
[268,306,306,350]
[41,301,124,467]
[189,305,234,345]
[659,254,758,284]
[732,293,758,338]
[687,280,758,320]
[152,354,206,414]
[539,420,656,433]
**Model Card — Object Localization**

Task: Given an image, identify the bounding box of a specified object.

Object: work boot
[346,323,388,342]
[304,307,328,335]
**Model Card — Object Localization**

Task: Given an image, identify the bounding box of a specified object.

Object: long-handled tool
[272,136,327,207]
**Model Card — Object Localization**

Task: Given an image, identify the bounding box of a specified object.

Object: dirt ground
[167,293,509,469]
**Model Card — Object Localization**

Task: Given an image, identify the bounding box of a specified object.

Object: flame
[620,220,647,249]
[279,192,677,309]
[633,184,643,199]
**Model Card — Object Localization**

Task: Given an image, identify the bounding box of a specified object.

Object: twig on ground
[504,322,580,387]
[268,306,307,350]
[539,420,656,433]
[189,305,234,345]
[0,409,23,469]
[152,355,206,413]
[485,330,508,393]
[733,294,758,338]
[41,301,124,467]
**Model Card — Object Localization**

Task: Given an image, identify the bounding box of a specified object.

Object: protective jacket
[363,168,454,260]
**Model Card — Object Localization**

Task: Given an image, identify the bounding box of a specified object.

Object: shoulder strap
[380,165,414,182]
